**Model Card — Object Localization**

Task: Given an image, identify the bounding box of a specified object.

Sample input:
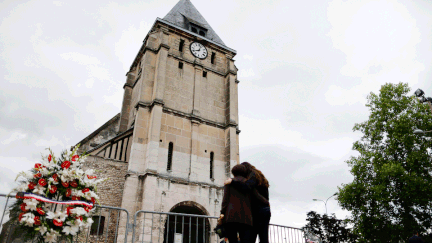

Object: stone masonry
[75,1,241,242]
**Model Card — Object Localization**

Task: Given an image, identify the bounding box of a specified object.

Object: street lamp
[414,129,432,135]
[414,88,432,114]
[313,193,337,215]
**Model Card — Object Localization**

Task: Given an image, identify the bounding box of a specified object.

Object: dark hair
[241,162,270,188]
[413,230,418,235]
[231,164,247,177]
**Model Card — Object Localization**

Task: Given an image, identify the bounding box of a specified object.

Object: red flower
[82,188,90,193]
[48,154,52,162]
[34,173,42,178]
[66,188,72,197]
[72,155,79,161]
[66,206,74,215]
[87,175,97,179]
[53,219,63,227]
[20,203,27,212]
[70,180,78,188]
[76,216,83,221]
[84,206,91,212]
[34,216,41,226]
[35,163,42,170]
[49,185,57,194]
[36,207,45,215]
[91,197,96,204]
[61,181,69,188]
[52,174,58,182]
[61,160,71,169]
[38,178,47,187]
[28,182,36,190]
[18,212,25,222]
[72,196,80,201]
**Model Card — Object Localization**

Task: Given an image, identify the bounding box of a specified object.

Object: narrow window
[203,71,207,78]
[210,152,214,179]
[90,216,105,235]
[167,142,174,171]
[211,52,215,64]
[199,30,205,37]
[179,39,184,52]
[191,27,197,33]
[178,62,183,69]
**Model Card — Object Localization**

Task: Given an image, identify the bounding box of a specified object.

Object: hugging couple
[219,162,271,243]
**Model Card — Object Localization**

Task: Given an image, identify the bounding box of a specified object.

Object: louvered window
[210,152,214,179]
[167,142,174,171]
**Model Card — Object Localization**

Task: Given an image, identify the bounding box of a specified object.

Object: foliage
[337,82,432,242]
[303,211,357,243]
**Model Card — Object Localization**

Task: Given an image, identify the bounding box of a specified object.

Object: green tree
[337,82,432,242]
[303,211,357,243]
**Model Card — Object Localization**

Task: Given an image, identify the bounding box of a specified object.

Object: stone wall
[82,155,128,207]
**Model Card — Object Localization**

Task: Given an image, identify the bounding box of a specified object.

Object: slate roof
[163,0,226,47]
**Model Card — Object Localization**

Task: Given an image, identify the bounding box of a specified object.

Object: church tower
[75,0,240,242]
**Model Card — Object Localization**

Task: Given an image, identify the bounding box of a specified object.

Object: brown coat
[220,176,253,226]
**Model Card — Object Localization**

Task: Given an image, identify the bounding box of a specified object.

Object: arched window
[167,142,173,171]
[210,152,214,179]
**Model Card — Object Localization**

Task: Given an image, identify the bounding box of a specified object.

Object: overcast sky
[1,0,432,230]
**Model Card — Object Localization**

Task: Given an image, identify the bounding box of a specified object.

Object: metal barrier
[0,194,129,243]
[1,194,306,243]
[132,210,306,243]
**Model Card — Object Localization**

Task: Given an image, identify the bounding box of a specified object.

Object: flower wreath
[9,145,106,243]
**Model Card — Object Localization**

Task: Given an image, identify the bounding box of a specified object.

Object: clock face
[190,42,208,59]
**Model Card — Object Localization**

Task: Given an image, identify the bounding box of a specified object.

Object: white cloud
[1,131,27,145]
[325,85,365,106]
[240,115,354,160]
[237,68,255,78]
[327,0,424,93]
[243,54,253,61]
[114,21,152,72]
[34,136,65,148]
[53,1,63,6]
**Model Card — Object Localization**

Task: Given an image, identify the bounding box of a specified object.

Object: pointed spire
[163,0,226,46]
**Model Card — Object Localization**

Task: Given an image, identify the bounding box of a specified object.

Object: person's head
[241,162,270,188]
[413,230,419,236]
[231,164,247,178]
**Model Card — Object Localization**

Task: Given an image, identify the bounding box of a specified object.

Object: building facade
[75,0,240,242]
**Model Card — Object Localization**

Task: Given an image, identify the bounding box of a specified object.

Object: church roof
[163,0,226,47]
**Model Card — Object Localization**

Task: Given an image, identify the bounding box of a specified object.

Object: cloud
[237,68,256,78]
[243,54,253,61]
[1,131,27,145]
[240,115,354,160]
[327,0,424,94]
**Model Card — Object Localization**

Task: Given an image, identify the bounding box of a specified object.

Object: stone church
[74,0,240,242]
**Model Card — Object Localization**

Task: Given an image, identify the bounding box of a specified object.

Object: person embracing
[225,162,271,243]
[220,164,254,243]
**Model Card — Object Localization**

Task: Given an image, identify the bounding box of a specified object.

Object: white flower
[23,199,38,211]
[32,185,45,195]
[83,217,94,228]
[44,229,59,243]
[46,210,67,222]
[48,177,59,185]
[67,219,82,230]
[62,226,75,235]
[70,207,87,216]
[22,213,35,227]
[40,167,50,176]
[60,169,74,182]
[38,225,48,235]
[15,183,28,192]
[71,189,84,197]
